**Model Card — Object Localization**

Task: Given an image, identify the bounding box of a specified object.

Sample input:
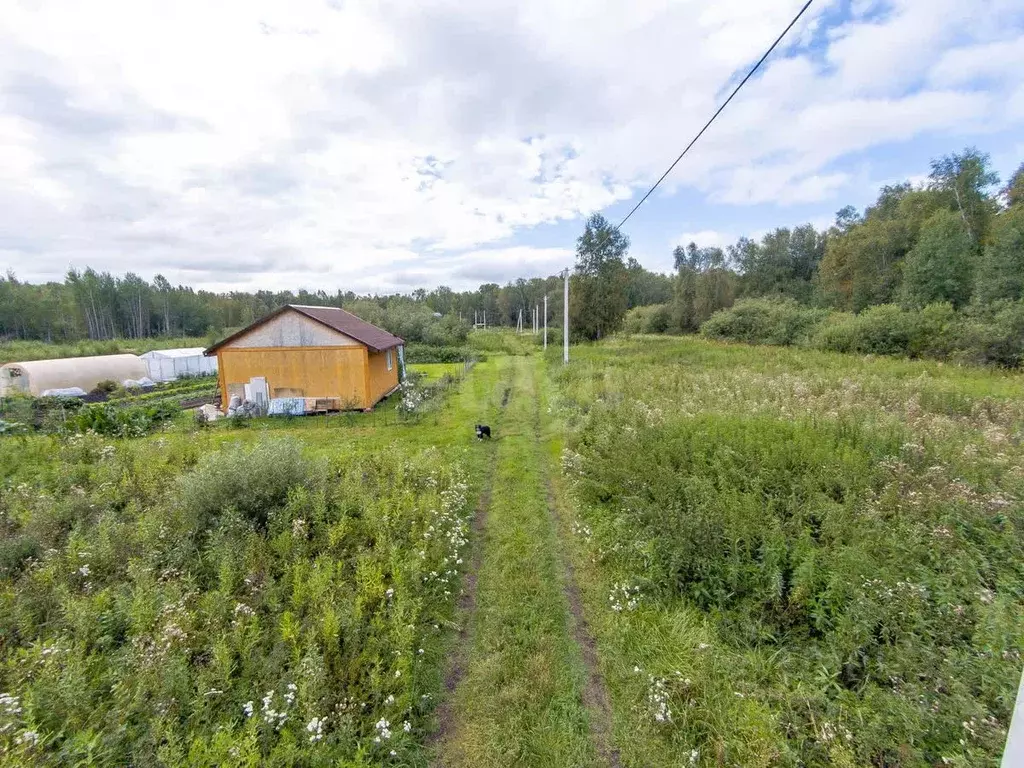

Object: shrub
[811,304,921,357]
[958,300,1024,367]
[175,438,313,530]
[403,344,481,364]
[622,304,672,334]
[701,298,829,346]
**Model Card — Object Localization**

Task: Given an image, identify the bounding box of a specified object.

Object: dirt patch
[545,479,623,768]
[500,386,511,408]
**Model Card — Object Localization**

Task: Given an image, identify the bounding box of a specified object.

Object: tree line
[0,261,671,347]
[574,148,1023,344]
[2,146,1020,354]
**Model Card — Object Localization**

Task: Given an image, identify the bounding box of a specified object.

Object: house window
[386,349,393,371]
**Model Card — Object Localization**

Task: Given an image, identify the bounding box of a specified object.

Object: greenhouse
[0,354,148,397]
[140,347,218,382]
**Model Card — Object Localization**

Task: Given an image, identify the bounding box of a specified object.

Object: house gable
[223,309,362,349]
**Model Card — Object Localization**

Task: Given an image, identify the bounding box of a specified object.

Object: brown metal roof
[204,305,404,355]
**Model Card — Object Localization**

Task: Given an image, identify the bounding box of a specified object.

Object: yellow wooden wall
[367,348,400,404]
[217,347,369,409]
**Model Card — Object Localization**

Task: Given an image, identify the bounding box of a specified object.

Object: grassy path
[432,355,600,767]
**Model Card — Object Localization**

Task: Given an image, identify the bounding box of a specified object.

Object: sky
[1,0,1023,294]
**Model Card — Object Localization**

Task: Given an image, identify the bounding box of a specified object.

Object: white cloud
[1,0,1022,291]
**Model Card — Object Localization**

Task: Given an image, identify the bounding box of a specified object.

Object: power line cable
[615,0,815,230]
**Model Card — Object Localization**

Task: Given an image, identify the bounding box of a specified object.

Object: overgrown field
[550,336,1024,767]
[0,361,506,766]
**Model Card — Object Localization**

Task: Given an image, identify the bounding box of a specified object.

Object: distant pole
[563,269,569,365]
[543,295,548,349]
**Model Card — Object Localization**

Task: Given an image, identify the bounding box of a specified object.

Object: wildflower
[306,716,325,743]
[77,564,91,577]
[385,694,395,705]
[689,749,699,764]
[374,718,392,741]
[15,729,39,746]
[403,720,412,733]
[647,675,672,723]
[385,588,394,599]
[242,701,254,717]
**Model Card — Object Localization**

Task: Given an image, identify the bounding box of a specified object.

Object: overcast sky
[1,0,1022,294]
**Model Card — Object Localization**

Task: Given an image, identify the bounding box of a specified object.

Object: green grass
[408,363,465,383]
[0,361,507,766]
[434,356,595,768]
[547,335,1024,767]
[3,334,1021,766]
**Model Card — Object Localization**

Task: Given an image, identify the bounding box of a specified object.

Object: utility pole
[563,269,569,365]
[543,295,548,349]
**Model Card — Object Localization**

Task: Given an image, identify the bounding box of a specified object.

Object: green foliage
[1003,162,1024,208]
[403,343,481,364]
[702,298,1024,367]
[69,401,178,437]
[176,438,312,530]
[700,299,829,346]
[466,329,536,356]
[927,147,1000,243]
[900,209,976,309]
[734,225,825,302]
[0,433,472,765]
[571,214,630,340]
[622,304,672,335]
[556,336,1024,767]
[344,298,469,346]
[975,205,1024,303]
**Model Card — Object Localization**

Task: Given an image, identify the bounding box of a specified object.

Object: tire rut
[533,376,622,768]
[429,373,512,764]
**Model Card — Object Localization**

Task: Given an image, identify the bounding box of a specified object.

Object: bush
[958,300,1024,367]
[622,304,672,334]
[701,298,829,346]
[403,344,482,364]
[703,298,1024,368]
[176,438,313,530]
[811,304,921,356]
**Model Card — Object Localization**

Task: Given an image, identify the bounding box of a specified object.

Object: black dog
[475,424,492,440]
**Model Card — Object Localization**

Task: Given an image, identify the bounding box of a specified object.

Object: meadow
[0,333,1021,767]
[550,336,1024,767]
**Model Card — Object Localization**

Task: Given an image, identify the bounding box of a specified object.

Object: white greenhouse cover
[0,354,148,397]
[139,347,217,382]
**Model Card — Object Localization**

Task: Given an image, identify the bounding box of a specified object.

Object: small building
[0,354,148,397]
[140,347,217,382]
[204,305,404,411]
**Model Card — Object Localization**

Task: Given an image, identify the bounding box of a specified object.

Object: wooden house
[204,305,403,411]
